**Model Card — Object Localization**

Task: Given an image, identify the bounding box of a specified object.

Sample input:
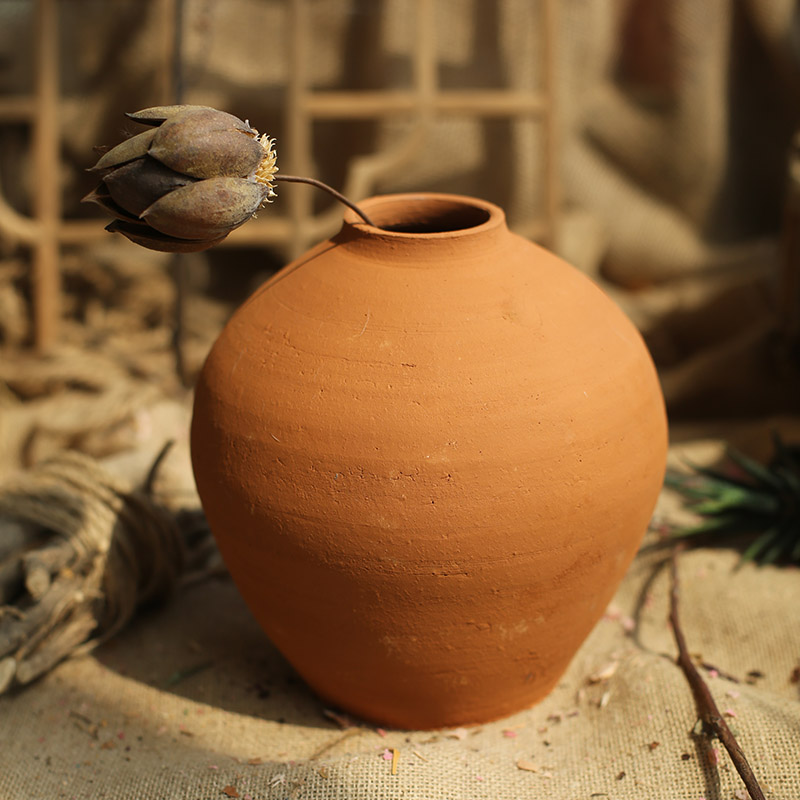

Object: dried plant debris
[0,450,212,693]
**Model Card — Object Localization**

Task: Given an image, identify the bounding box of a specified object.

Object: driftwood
[0,447,216,693]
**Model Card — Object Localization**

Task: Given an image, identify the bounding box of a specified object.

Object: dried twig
[143,439,176,498]
[0,656,16,693]
[669,543,766,800]
[22,537,76,599]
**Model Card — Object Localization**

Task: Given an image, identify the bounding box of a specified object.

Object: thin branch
[275,175,376,227]
[143,439,175,498]
[669,543,766,800]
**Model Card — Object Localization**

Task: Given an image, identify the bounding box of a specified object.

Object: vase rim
[342,192,506,239]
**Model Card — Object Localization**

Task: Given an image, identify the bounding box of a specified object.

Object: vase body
[191,193,667,729]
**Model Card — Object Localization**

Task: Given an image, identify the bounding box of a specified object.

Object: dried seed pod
[82,184,140,222]
[88,129,157,172]
[102,158,197,217]
[86,106,279,252]
[148,107,264,179]
[125,104,216,126]
[141,178,268,240]
[105,220,227,253]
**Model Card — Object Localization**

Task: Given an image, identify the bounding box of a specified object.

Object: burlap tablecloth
[1,439,798,800]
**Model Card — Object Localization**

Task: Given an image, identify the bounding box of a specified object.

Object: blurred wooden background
[0,0,560,349]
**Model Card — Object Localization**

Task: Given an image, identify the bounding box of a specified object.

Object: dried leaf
[588,661,618,684]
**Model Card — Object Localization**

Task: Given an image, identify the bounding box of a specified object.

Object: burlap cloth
[0,419,798,800]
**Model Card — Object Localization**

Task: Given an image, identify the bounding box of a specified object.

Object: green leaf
[671,515,752,538]
[773,463,800,497]
[790,530,800,562]
[665,438,800,566]
[682,460,759,491]
[689,489,779,517]
[759,540,786,565]
[739,528,780,564]
[665,472,730,498]
[765,520,800,565]
[725,448,785,490]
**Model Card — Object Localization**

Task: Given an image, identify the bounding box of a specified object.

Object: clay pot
[191,193,667,729]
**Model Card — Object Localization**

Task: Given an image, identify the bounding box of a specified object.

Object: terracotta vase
[191,193,667,729]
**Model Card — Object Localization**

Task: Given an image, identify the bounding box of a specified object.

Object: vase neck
[336,193,509,263]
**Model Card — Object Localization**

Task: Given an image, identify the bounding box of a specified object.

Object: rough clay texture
[190,194,668,729]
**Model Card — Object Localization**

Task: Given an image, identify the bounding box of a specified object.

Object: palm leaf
[682,460,760,490]
[724,447,785,490]
[666,437,800,566]
[739,527,781,564]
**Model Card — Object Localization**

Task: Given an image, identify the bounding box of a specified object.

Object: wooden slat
[31,0,60,351]
[57,220,111,244]
[0,96,36,121]
[541,0,560,251]
[287,0,315,258]
[222,216,294,246]
[305,90,548,118]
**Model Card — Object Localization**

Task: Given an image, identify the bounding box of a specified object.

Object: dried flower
[83,105,278,252]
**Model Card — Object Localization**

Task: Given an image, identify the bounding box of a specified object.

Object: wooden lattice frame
[0,0,560,350]
[0,0,178,350]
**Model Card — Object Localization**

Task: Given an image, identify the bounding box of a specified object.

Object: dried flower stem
[669,543,766,800]
[275,175,375,227]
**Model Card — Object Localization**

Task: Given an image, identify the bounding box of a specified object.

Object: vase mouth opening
[345,193,502,237]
